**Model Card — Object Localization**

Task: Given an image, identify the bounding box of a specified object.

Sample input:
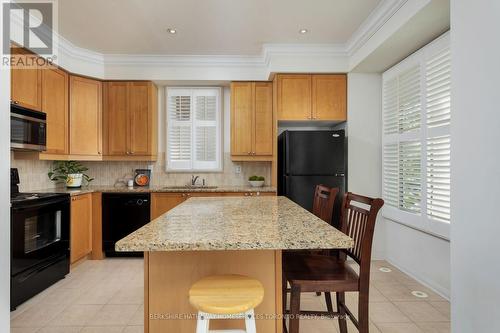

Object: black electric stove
[10,168,70,310]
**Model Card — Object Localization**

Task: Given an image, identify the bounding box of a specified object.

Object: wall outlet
[235,165,241,174]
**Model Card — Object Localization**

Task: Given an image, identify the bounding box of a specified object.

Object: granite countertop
[37,185,276,196]
[115,196,354,252]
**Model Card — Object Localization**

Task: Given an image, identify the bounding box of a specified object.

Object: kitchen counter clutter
[37,185,277,196]
[116,196,353,252]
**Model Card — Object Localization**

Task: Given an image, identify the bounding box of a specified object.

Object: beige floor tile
[75,286,120,305]
[49,304,103,326]
[393,302,449,322]
[376,283,430,302]
[346,320,381,332]
[369,302,412,324]
[404,283,447,302]
[37,327,82,333]
[417,322,451,333]
[11,303,67,327]
[298,317,339,333]
[10,328,41,333]
[108,286,143,305]
[128,304,144,326]
[40,287,85,305]
[80,326,125,333]
[429,301,450,319]
[123,326,144,333]
[89,304,140,326]
[375,322,424,333]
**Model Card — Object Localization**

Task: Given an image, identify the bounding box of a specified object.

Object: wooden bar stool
[189,274,264,333]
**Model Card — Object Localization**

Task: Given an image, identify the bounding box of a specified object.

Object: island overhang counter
[116,196,354,333]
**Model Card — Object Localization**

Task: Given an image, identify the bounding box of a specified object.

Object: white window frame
[166,87,223,172]
[382,32,451,240]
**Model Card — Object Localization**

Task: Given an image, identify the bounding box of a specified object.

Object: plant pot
[66,173,83,188]
[249,180,265,187]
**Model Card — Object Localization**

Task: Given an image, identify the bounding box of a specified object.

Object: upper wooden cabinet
[276,74,347,121]
[41,68,69,155]
[312,75,347,121]
[103,81,157,160]
[11,51,42,111]
[231,82,273,161]
[69,75,103,157]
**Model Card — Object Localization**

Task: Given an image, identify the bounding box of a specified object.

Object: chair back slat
[312,185,339,224]
[339,193,384,266]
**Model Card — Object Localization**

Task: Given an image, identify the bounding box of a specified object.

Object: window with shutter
[166,87,222,171]
[382,32,450,239]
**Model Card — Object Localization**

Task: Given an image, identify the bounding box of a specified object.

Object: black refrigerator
[278,130,347,227]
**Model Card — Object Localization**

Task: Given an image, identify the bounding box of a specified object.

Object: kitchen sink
[162,185,218,190]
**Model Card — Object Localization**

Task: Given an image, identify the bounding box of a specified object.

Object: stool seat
[189,274,264,315]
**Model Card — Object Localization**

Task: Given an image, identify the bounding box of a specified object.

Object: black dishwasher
[102,193,151,257]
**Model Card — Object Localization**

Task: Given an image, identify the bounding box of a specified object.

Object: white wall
[0,2,12,331]
[346,73,385,259]
[451,1,500,331]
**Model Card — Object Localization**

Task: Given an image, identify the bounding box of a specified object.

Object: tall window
[166,87,222,171]
[382,33,450,239]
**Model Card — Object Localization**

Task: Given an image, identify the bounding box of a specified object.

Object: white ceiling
[58,0,381,55]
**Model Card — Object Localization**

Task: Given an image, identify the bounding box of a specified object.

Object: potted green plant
[48,161,94,188]
[248,175,265,187]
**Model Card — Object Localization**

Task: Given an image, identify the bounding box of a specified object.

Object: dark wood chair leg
[324,292,334,314]
[336,292,348,333]
[289,284,301,333]
[316,292,322,296]
[282,273,288,333]
[358,290,369,333]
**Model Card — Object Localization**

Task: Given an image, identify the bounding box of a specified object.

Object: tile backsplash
[11,152,272,192]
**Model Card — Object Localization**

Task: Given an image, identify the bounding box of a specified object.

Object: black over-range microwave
[11,103,47,152]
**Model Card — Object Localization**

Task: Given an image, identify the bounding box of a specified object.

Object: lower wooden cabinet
[70,193,92,264]
[151,192,277,219]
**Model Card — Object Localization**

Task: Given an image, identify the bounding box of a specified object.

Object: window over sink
[166,87,222,172]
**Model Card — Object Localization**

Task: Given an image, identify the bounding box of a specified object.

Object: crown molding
[346,0,409,56]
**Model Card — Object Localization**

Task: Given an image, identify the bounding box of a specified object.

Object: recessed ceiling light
[299,28,308,34]
[166,28,177,34]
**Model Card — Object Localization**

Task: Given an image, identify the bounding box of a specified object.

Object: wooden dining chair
[312,184,339,225]
[283,192,384,333]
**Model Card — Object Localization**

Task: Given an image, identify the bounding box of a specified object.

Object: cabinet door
[11,53,42,111]
[70,194,92,264]
[151,193,187,219]
[277,75,311,120]
[128,82,151,155]
[41,68,68,154]
[254,82,273,156]
[312,74,347,121]
[231,82,254,156]
[104,82,128,155]
[69,76,102,156]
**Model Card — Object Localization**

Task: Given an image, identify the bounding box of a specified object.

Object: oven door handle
[11,197,70,211]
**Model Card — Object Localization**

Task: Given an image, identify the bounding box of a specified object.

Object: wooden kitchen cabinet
[103,81,158,160]
[276,74,347,121]
[276,74,311,120]
[151,193,188,219]
[312,74,347,121]
[10,51,42,111]
[69,75,102,157]
[70,193,92,264]
[41,68,69,155]
[231,82,273,161]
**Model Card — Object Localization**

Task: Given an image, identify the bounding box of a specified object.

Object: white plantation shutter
[426,135,450,222]
[167,88,221,171]
[399,141,421,213]
[382,32,450,239]
[398,66,421,133]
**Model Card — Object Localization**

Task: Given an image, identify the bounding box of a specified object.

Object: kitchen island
[116,196,353,333]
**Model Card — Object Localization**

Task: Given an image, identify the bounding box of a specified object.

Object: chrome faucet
[191,175,199,186]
